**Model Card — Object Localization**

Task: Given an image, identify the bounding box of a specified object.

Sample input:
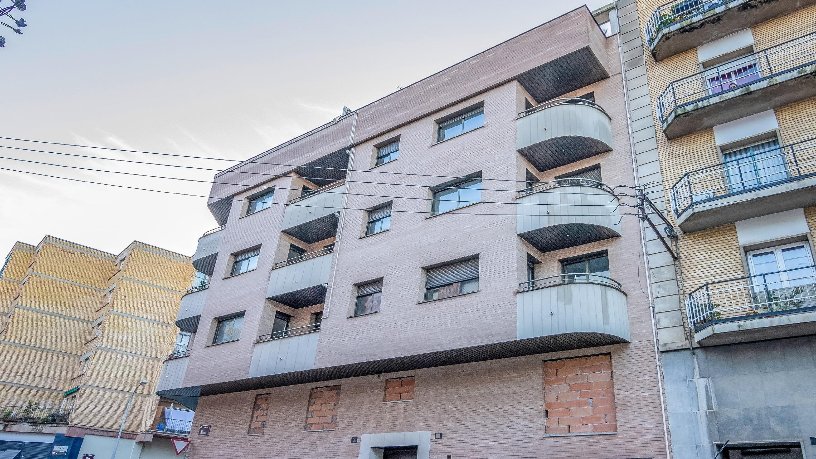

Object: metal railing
[518,97,610,120]
[671,138,816,216]
[645,0,725,47]
[520,273,623,292]
[516,178,617,200]
[167,348,191,360]
[200,225,225,238]
[287,180,345,205]
[185,282,209,295]
[657,32,816,124]
[0,403,70,425]
[155,418,193,435]
[687,265,816,331]
[257,322,321,343]
[271,246,334,270]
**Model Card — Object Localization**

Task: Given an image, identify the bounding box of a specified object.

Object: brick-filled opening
[543,354,616,434]
[248,393,271,436]
[305,385,341,431]
[384,376,415,402]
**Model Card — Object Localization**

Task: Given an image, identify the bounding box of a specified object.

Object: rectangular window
[173,331,191,355]
[354,280,383,317]
[437,105,484,142]
[375,140,400,166]
[556,165,602,187]
[704,53,761,95]
[747,242,815,299]
[424,257,479,301]
[230,249,260,276]
[561,251,610,282]
[287,244,306,261]
[431,175,482,215]
[310,311,323,330]
[270,311,291,338]
[245,189,275,215]
[723,138,786,193]
[366,202,392,236]
[527,254,540,282]
[213,313,244,345]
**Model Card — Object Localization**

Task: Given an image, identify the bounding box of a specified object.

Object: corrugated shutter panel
[426,257,479,288]
[368,203,392,221]
[439,106,483,129]
[378,141,399,156]
[357,280,383,296]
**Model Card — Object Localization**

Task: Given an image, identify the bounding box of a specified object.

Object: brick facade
[383,376,415,402]
[543,354,616,434]
[304,385,340,432]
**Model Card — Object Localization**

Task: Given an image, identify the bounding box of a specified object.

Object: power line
[0,166,639,218]
[0,135,642,192]
[0,146,639,204]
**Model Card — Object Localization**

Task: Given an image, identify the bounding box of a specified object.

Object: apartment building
[0,236,194,458]
[157,6,674,458]
[620,0,816,457]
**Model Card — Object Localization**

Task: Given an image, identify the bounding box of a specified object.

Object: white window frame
[747,241,814,286]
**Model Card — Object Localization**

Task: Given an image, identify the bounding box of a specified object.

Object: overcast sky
[0,0,609,258]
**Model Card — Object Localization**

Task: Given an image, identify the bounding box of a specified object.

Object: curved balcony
[192,226,224,276]
[687,265,816,345]
[176,286,207,333]
[671,138,816,232]
[657,33,816,139]
[645,0,816,61]
[267,248,333,308]
[516,98,613,171]
[282,181,344,243]
[517,274,630,345]
[158,354,189,393]
[250,323,320,377]
[516,180,621,253]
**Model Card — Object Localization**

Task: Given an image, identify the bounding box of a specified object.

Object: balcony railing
[517,97,610,120]
[671,138,816,216]
[272,246,334,270]
[201,225,225,237]
[687,265,816,331]
[155,418,193,436]
[287,180,345,205]
[167,348,190,360]
[516,178,616,200]
[520,273,622,293]
[657,33,816,125]
[185,282,209,295]
[0,404,70,425]
[257,322,321,344]
[645,0,722,47]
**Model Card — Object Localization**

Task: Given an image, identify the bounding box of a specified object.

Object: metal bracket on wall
[636,188,678,260]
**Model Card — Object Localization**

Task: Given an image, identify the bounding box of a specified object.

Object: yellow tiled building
[619,0,816,457]
[0,236,193,455]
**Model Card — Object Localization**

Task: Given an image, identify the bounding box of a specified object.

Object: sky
[0,0,610,258]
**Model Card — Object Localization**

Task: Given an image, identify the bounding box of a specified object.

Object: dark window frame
[430,173,482,216]
[212,312,245,345]
[423,256,480,301]
[366,202,393,236]
[245,188,275,216]
[230,248,260,277]
[560,251,610,282]
[436,104,485,142]
[374,138,400,166]
[353,279,383,317]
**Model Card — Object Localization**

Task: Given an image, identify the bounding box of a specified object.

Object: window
[431,175,482,215]
[354,280,382,317]
[424,257,479,301]
[271,311,291,337]
[310,311,323,330]
[704,53,761,95]
[287,244,306,261]
[230,248,259,276]
[527,255,540,282]
[173,332,191,356]
[556,165,602,187]
[212,313,244,345]
[748,243,815,294]
[437,105,484,142]
[723,138,786,193]
[245,189,275,215]
[561,252,610,282]
[375,139,400,166]
[190,271,210,291]
[366,202,392,236]
[525,170,540,191]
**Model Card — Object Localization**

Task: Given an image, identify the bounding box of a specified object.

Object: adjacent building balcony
[671,138,816,232]
[267,248,333,308]
[517,181,621,253]
[157,354,190,393]
[282,181,344,244]
[516,98,613,171]
[657,33,816,139]
[176,286,207,333]
[517,274,630,346]
[191,226,224,276]
[0,403,70,425]
[687,265,816,345]
[249,323,321,377]
[645,0,816,61]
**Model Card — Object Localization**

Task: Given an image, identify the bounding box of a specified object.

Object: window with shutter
[437,105,484,142]
[354,280,383,316]
[375,140,400,166]
[424,257,479,301]
[366,202,392,236]
[431,175,482,215]
[230,249,260,276]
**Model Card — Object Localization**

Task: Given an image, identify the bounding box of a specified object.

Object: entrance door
[382,446,418,459]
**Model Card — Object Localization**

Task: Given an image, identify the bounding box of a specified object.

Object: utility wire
[0,166,640,218]
[0,154,634,211]
[0,135,642,192]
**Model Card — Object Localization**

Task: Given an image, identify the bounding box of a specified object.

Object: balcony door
[704,54,762,96]
[723,139,787,194]
[747,242,816,311]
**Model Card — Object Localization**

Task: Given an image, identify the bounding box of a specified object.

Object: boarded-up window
[248,393,271,436]
[384,376,415,402]
[305,385,341,431]
[543,354,616,434]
